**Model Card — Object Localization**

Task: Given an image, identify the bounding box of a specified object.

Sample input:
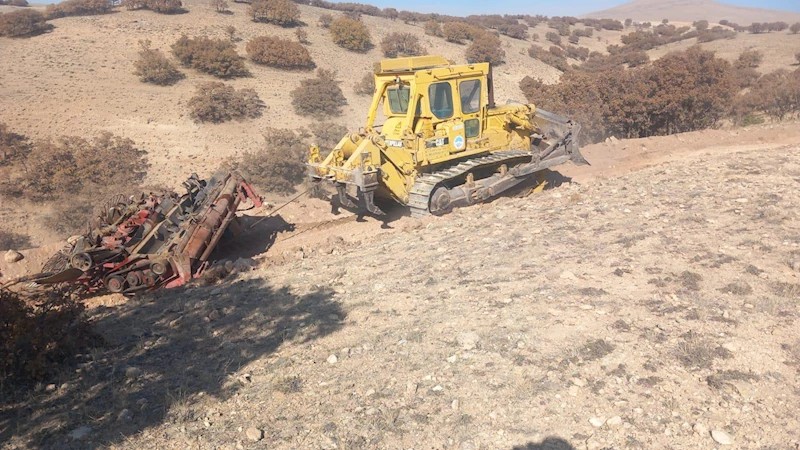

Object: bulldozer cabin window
[387,86,410,114]
[459,80,481,114]
[428,82,454,119]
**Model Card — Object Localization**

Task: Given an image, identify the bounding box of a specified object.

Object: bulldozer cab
[366,56,494,161]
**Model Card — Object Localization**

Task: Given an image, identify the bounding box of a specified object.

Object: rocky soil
[2,129,799,449]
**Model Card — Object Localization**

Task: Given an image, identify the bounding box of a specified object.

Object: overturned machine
[9,172,262,296]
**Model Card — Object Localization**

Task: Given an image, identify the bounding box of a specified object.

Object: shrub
[546,31,561,46]
[532,33,539,41]
[295,28,308,43]
[568,35,579,45]
[380,32,425,58]
[0,289,98,384]
[308,121,347,150]
[527,45,569,72]
[623,50,649,67]
[693,20,709,31]
[133,40,185,85]
[424,19,441,37]
[624,18,632,27]
[318,12,333,28]
[246,36,314,69]
[696,27,736,42]
[791,23,800,34]
[565,45,589,61]
[520,47,737,143]
[549,45,564,58]
[382,7,397,20]
[0,230,30,251]
[291,68,346,117]
[0,123,30,167]
[231,128,307,194]
[250,0,299,27]
[796,52,800,65]
[498,23,527,40]
[735,69,800,121]
[0,9,52,37]
[329,17,371,52]
[225,25,237,42]
[735,49,763,69]
[188,82,264,123]
[45,0,110,18]
[466,32,504,66]
[442,21,475,44]
[1,133,148,202]
[123,0,184,14]
[353,71,374,96]
[212,0,228,13]
[9,0,29,5]
[171,35,249,78]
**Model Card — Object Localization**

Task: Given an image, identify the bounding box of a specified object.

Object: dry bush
[443,22,476,44]
[565,45,589,61]
[792,23,800,34]
[623,50,649,67]
[735,69,800,121]
[45,0,110,18]
[424,19,441,37]
[0,230,30,251]
[232,128,307,194]
[796,52,800,65]
[123,0,184,14]
[295,28,308,43]
[7,0,30,6]
[329,16,372,52]
[697,27,736,42]
[246,36,314,70]
[171,35,249,78]
[735,49,763,69]
[546,31,561,46]
[225,25,237,42]
[0,9,52,37]
[521,47,737,144]
[527,45,570,72]
[694,20,709,31]
[133,40,185,85]
[188,82,265,123]
[466,32,505,66]
[0,123,31,167]
[353,71,374,96]
[318,12,333,28]
[380,32,425,58]
[291,68,346,117]
[308,122,347,150]
[212,0,228,13]
[0,289,98,385]
[250,0,299,27]
[498,23,527,40]
[0,132,148,202]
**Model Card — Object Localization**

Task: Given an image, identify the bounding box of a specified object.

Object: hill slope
[583,0,800,23]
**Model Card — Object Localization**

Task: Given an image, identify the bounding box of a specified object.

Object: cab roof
[375,55,451,74]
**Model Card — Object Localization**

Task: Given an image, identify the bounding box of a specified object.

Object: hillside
[2,123,800,449]
[583,0,800,24]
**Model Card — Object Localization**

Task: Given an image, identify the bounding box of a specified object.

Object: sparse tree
[290,68,347,117]
[295,28,308,44]
[329,17,372,52]
[133,40,185,85]
[380,32,425,58]
[791,22,800,34]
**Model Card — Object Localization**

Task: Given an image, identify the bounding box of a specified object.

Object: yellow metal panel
[378,56,450,73]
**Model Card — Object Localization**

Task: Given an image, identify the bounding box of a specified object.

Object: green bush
[380,32,425,58]
[291,68,347,117]
[0,9,52,37]
[249,0,300,27]
[188,82,265,123]
[246,36,314,70]
[329,16,371,52]
[133,40,185,85]
[171,35,249,79]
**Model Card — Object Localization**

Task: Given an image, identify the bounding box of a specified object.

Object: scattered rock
[117,409,133,422]
[711,429,732,445]
[456,332,480,351]
[560,270,578,281]
[4,250,23,263]
[69,426,92,440]
[693,423,708,436]
[589,417,605,428]
[327,354,338,364]
[245,427,263,441]
[125,366,142,380]
[606,416,622,428]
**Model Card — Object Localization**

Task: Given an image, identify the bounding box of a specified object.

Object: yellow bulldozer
[308,56,588,217]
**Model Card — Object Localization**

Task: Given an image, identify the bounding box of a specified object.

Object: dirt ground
[2,121,799,450]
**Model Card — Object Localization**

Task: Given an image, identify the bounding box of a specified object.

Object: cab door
[457,78,483,147]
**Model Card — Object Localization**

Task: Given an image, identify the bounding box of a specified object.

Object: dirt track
[2,122,799,450]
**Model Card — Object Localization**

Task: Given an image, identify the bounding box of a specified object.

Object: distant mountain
[582,0,800,24]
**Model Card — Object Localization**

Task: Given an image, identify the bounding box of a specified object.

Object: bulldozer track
[408,149,532,218]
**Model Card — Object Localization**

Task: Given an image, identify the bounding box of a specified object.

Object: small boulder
[711,429,733,445]
[457,332,481,351]
[245,427,263,441]
[4,250,23,263]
